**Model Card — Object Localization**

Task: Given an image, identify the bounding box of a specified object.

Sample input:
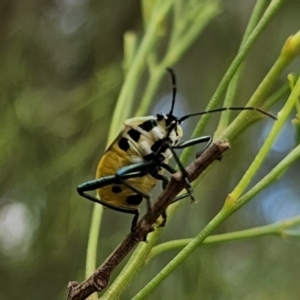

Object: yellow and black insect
[77,68,276,232]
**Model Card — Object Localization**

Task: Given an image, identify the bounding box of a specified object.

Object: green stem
[162,1,220,66]
[148,142,300,261]
[131,73,300,300]
[163,72,292,227]
[232,143,300,212]
[147,214,300,261]
[218,30,300,141]
[135,67,163,117]
[136,1,219,117]
[180,0,285,165]
[216,0,268,135]
[227,74,300,204]
[84,0,175,281]
[85,205,103,300]
[119,2,296,298]
[104,3,221,296]
[108,0,175,143]
[131,206,232,300]
[263,82,290,108]
[161,1,286,244]
[123,32,138,75]
[100,230,161,299]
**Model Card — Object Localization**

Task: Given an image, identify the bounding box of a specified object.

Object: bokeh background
[1,0,300,299]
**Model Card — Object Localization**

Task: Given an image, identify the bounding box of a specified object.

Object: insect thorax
[123,115,183,163]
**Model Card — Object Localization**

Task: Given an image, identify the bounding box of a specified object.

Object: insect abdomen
[96,142,158,209]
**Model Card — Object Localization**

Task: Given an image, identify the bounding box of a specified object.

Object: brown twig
[67,141,230,300]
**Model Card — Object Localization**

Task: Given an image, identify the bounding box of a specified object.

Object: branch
[67,141,230,300]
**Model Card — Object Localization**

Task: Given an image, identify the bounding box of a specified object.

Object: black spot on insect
[118,137,130,152]
[128,129,141,142]
[156,113,164,121]
[111,186,122,193]
[139,120,157,132]
[126,194,143,205]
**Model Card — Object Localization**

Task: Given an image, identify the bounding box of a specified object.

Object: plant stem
[227,74,300,204]
[231,142,300,212]
[108,0,175,143]
[84,0,175,281]
[135,1,220,117]
[131,72,300,300]
[147,214,300,261]
[216,0,268,136]
[100,232,161,300]
[85,205,103,300]
[131,206,232,300]
[219,30,300,141]
[147,141,300,261]
[180,0,285,165]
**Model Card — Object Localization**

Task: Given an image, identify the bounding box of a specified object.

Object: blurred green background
[1,0,300,299]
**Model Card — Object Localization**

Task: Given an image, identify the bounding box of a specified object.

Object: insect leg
[171,193,190,204]
[149,171,170,227]
[149,164,191,228]
[78,168,155,235]
[160,193,190,227]
[168,146,195,202]
[154,168,192,200]
[116,163,162,239]
[160,161,193,200]
[116,161,153,212]
[77,175,116,206]
[169,135,213,200]
[160,162,176,174]
[77,176,140,216]
[160,210,167,227]
[150,171,169,189]
[173,135,212,158]
[78,170,148,197]
[152,169,192,224]
[159,136,213,207]
[146,171,168,228]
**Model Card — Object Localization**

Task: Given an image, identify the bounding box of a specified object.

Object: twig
[67,141,230,300]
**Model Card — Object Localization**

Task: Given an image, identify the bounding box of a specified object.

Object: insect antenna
[178,106,277,123]
[166,67,177,117]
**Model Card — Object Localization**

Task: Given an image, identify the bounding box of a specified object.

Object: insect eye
[156,113,164,121]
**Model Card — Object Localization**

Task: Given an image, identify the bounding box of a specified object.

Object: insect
[77,68,276,234]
